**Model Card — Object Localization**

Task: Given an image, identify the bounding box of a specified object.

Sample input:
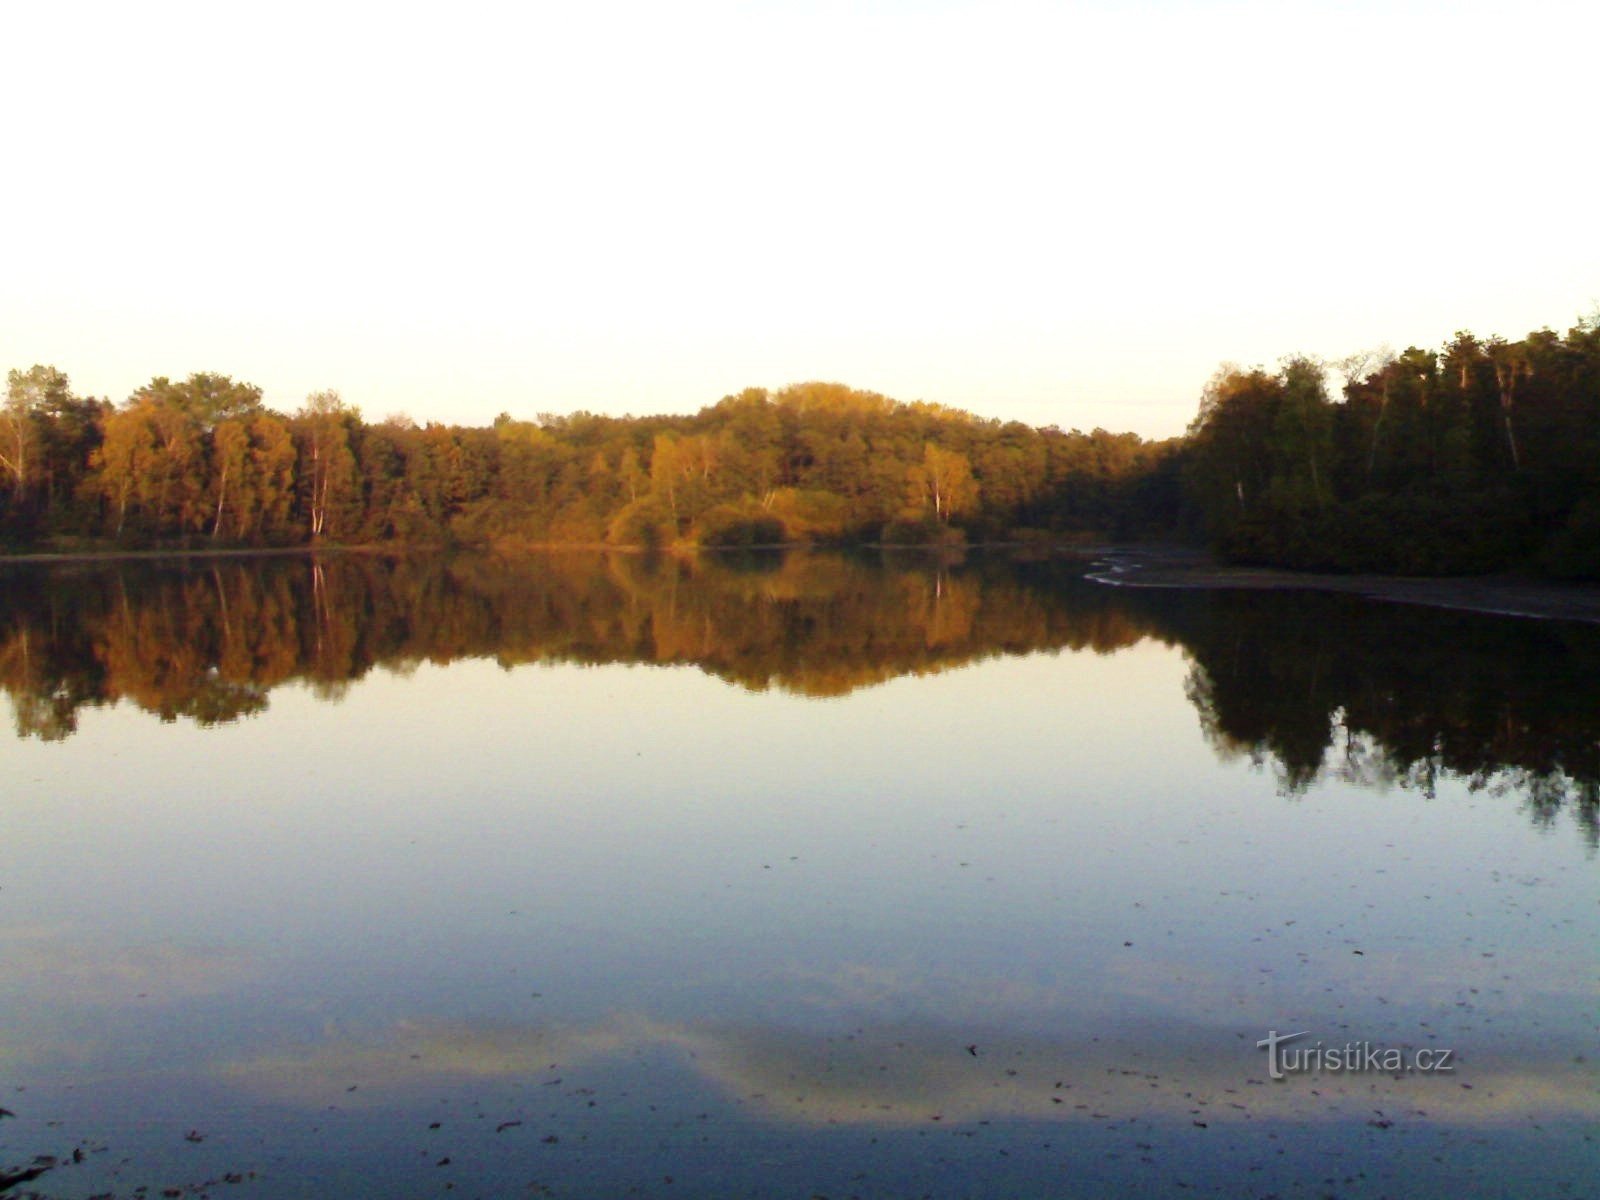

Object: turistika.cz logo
[1256,1030,1455,1080]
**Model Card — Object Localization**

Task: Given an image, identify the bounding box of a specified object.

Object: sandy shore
[1085,545,1600,625]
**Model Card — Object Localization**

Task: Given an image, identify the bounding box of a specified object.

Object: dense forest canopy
[0,373,1179,551]
[1183,317,1600,576]
[4,311,1597,572]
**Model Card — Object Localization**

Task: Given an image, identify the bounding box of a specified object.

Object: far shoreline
[1085,545,1600,625]
[0,544,387,567]
[6,539,1599,627]
[0,536,1062,566]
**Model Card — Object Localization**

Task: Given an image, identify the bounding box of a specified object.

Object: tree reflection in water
[1,549,1595,847]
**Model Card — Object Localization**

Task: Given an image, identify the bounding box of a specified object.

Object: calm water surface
[0,551,1595,1198]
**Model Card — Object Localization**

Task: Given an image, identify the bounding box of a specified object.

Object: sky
[3,0,1596,440]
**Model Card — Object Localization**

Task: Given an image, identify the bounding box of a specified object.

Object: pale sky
[4,0,1596,439]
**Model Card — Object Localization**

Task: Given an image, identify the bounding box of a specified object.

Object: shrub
[695,503,788,547]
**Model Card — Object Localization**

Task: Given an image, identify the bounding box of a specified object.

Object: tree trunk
[1366,381,1390,478]
[1494,362,1522,471]
[212,462,229,538]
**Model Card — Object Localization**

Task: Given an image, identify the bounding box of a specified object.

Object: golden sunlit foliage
[0,374,1181,551]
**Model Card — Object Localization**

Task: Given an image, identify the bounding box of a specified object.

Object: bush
[1216,489,1534,575]
[694,503,788,547]
[1538,495,1600,580]
[606,497,676,549]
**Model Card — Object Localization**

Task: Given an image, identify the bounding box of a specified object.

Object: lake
[1,549,1595,1198]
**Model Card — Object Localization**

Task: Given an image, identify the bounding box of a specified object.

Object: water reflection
[2,549,1596,845]
[3,551,1596,1198]
[1172,590,1600,845]
[0,551,1157,731]
[217,1013,1599,1128]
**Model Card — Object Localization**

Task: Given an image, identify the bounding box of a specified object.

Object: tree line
[1182,317,1600,576]
[0,371,1180,550]
[8,310,1596,572]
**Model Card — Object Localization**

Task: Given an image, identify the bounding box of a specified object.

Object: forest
[0,373,1178,551]
[1183,319,1600,577]
[2,312,1597,574]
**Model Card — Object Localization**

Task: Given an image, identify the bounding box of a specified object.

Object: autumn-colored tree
[294,391,359,540]
[15,363,1196,551]
[908,443,978,524]
[212,413,297,541]
[89,396,205,537]
[650,432,722,534]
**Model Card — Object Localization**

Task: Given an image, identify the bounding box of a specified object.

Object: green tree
[134,372,263,431]
[1270,356,1333,507]
[1,366,68,500]
[1182,365,1281,538]
[1487,338,1530,472]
